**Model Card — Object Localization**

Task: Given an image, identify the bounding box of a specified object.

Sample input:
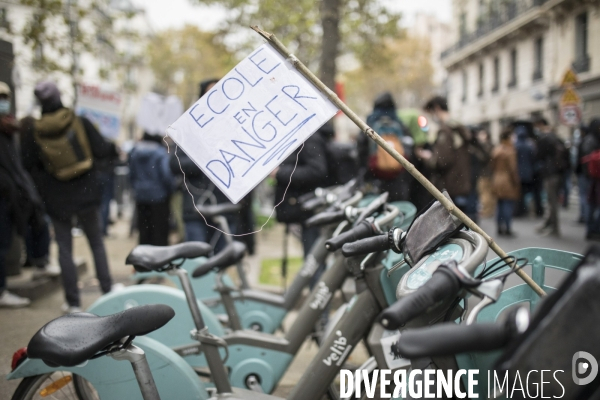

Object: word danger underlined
[167,44,338,204]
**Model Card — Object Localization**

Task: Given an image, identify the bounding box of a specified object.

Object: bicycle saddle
[27,304,175,367]
[126,242,212,272]
[195,202,242,218]
[193,241,246,278]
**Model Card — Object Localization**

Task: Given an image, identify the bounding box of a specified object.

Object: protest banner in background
[76,84,122,139]
[167,44,339,204]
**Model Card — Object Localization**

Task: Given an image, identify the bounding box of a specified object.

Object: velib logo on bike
[323,331,352,367]
[573,351,598,386]
[309,282,332,310]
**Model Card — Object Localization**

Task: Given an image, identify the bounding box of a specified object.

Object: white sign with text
[76,84,122,139]
[167,44,338,204]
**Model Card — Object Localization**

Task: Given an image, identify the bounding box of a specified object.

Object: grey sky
[138,0,452,32]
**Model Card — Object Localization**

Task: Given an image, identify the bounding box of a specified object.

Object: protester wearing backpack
[534,117,566,237]
[20,81,117,313]
[358,92,412,202]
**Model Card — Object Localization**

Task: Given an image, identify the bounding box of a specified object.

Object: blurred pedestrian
[169,79,251,253]
[0,82,38,307]
[129,132,174,246]
[398,109,434,210]
[575,125,590,224]
[97,140,119,236]
[583,118,600,239]
[465,126,492,223]
[273,123,331,285]
[534,118,567,237]
[417,96,472,213]
[20,81,117,313]
[514,125,536,217]
[491,128,520,236]
[475,129,495,218]
[358,92,412,202]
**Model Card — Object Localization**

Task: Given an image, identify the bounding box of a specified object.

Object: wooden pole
[251,26,546,297]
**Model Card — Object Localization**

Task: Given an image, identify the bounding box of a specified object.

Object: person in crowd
[97,140,119,236]
[575,125,590,224]
[416,96,472,213]
[20,81,118,313]
[358,92,412,202]
[129,131,174,246]
[491,128,520,236]
[169,79,253,253]
[514,125,536,217]
[534,118,567,237]
[273,122,332,285]
[398,109,434,210]
[465,126,492,223]
[475,129,495,218]
[0,82,41,307]
[582,118,600,239]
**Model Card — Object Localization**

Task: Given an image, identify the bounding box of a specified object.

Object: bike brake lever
[464,280,504,325]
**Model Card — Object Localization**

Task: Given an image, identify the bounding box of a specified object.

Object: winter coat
[169,151,230,222]
[535,132,563,178]
[427,122,472,198]
[491,142,521,200]
[20,110,114,221]
[129,138,174,204]
[515,131,536,184]
[274,129,330,223]
[0,120,45,236]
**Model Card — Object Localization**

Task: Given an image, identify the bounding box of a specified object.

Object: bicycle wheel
[11,372,99,400]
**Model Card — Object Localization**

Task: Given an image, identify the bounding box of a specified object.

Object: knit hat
[34,81,63,112]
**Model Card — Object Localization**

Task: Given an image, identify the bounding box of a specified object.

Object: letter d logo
[572,351,599,385]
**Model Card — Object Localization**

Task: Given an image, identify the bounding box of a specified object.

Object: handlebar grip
[305,209,346,228]
[379,268,460,329]
[342,234,389,257]
[301,196,327,212]
[325,221,378,252]
[397,322,511,359]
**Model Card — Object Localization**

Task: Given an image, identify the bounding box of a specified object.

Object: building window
[0,8,9,29]
[533,37,543,81]
[508,48,517,88]
[462,70,467,103]
[573,12,590,73]
[492,56,499,93]
[478,63,484,97]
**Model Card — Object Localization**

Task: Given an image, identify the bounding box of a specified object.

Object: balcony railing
[441,0,549,59]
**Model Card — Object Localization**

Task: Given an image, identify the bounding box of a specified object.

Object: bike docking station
[7,26,598,400]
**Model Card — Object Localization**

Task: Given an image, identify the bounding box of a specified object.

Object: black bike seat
[193,241,246,278]
[27,305,175,367]
[195,202,242,218]
[126,242,212,272]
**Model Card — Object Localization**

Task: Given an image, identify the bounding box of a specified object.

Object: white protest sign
[76,84,122,139]
[167,44,338,204]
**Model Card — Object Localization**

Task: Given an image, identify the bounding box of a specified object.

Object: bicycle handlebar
[379,263,461,329]
[305,209,346,228]
[396,307,529,359]
[342,233,390,257]
[325,220,379,251]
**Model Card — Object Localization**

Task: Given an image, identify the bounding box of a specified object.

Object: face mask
[0,99,10,115]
